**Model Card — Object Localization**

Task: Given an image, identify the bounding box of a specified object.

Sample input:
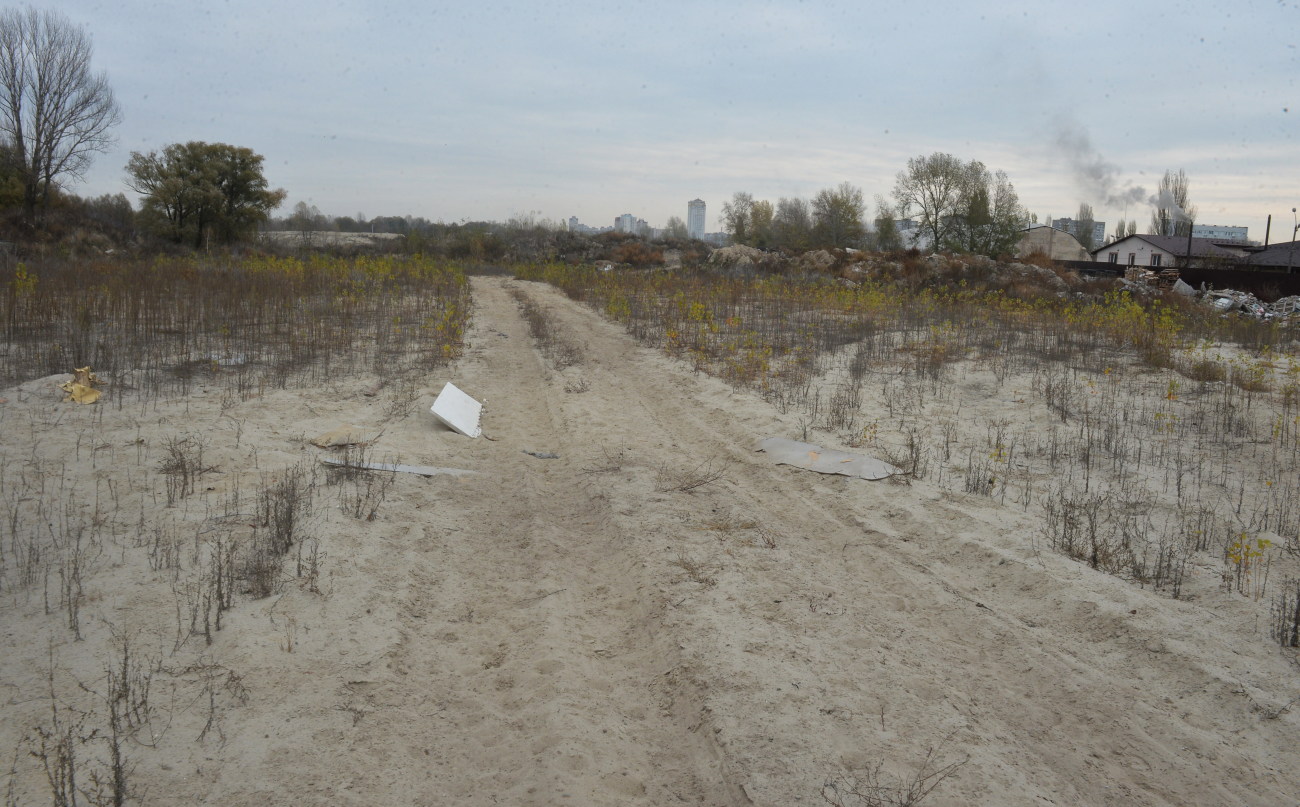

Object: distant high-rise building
[566,217,611,235]
[687,199,706,240]
[1051,217,1107,248]
[1191,224,1248,243]
[615,213,637,233]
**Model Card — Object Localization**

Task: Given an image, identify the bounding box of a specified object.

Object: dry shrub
[669,551,718,587]
[654,457,728,492]
[897,254,931,288]
[1180,358,1227,383]
[1019,249,1055,269]
[822,738,968,807]
[1230,363,1271,392]
[609,240,664,268]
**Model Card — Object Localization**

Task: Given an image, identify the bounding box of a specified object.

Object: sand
[2,276,1298,806]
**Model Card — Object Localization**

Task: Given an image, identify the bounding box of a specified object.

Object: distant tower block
[687,199,706,240]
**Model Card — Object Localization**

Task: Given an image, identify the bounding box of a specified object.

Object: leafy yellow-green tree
[872,196,902,252]
[749,199,775,248]
[811,182,866,248]
[126,142,285,248]
[945,166,1027,257]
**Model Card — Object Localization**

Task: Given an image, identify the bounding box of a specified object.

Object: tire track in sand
[336,277,752,806]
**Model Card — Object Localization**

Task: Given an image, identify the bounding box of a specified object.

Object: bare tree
[1148,169,1196,237]
[720,191,755,244]
[893,152,970,253]
[0,8,120,224]
[288,201,328,246]
[872,196,901,252]
[773,196,812,250]
[663,215,688,240]
[1108,216,1137,243]
[812,182,866,248]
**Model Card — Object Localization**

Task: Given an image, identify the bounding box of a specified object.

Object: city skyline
[54,1,1298,244]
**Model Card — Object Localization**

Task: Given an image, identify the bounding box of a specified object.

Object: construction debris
[1202,289,1298,321]
[1119,269,1300,323]
[310,425,381,448]
[430,382,483,438]
[756,438,900,480]
[1124,266,1182,288]
[59,367,101,404]
[320,458,476,477]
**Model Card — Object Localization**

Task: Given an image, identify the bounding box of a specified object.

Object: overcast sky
[57,0,1299,241]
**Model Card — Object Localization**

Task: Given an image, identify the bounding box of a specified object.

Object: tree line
[716,154,1033,258]
[0,7,1205,258]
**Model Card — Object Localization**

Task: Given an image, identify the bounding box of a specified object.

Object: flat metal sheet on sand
[321,458,476,477]
[430,382,482,438]
[756,437,900,480]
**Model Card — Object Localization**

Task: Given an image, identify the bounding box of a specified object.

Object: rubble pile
[792,249,836,273]
[1201,289,1300,322]
[1124,266,1182,287]
[707,244,767,268]
[1118,266,1300,323]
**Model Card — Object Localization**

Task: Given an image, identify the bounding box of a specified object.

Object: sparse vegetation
[654,457,728,493]
[821,739,968,807]
[509,285,585,369]
[3,246,1299,804]
[516,258,1300,608]
[0,253,469,804]
[669,550,719,587]
[1,254,470,400]
[328,445,396,522]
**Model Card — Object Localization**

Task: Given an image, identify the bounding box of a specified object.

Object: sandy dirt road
[2,275,1298,806]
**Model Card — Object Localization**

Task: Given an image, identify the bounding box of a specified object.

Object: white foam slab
[430,382,482,438]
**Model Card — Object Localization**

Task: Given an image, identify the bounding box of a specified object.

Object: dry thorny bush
[821,736,969,807]
[654,457,729,493]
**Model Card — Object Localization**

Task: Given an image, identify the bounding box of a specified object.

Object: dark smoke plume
[1053,118,1146,207]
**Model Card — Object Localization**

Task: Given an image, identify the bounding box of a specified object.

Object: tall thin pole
[1288,209,1296,275]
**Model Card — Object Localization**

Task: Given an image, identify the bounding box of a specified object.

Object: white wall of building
[1192,224,1248,242]
[1096,237,1176,267]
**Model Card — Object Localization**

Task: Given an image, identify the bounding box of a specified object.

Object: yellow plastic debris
[60,366,101,404]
